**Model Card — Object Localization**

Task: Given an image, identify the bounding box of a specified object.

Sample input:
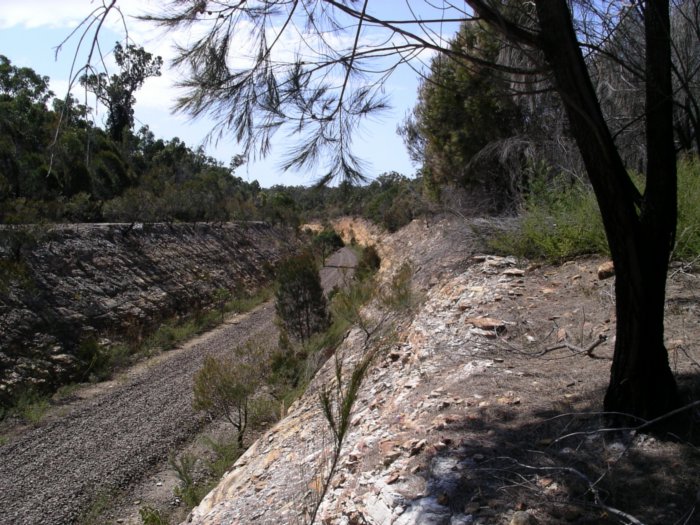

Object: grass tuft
[489,172,607,262]
[674,155,700,260]
[489,157,700,263]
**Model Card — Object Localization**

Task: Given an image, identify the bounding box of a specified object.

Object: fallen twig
[544,333,608,358]
[551,400,700,445]
[669,254,700,279]
[497,459,646,525]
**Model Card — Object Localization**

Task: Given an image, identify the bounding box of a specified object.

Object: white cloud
[0,1,86,29]
[0,0,148,30]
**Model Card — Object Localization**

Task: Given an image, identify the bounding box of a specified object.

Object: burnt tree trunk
[532,0,680,421]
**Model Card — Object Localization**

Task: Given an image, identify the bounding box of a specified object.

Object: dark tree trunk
[531,0,679,421]
[605,0,680,420]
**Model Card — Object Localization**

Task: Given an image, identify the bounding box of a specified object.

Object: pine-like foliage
[275,252,329,343]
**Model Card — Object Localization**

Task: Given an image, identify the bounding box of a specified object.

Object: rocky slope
[183,216,700,525]
[0,222,299,406]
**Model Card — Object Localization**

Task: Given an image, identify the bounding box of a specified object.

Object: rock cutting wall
[0,222,299,405]
[182,215,498,525]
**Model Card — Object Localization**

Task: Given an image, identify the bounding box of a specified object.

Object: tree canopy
[81,43,163,142]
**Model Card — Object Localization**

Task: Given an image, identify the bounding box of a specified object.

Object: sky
[0,1,457,187]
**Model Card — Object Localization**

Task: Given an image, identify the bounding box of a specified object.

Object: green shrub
[270,346,308,390]
[77,490,114,525]
[192,355,261,448]
[490,170,607,262]
[490,157,700,262]
[212,288,232,322]
[331,279,374,328]
[202,435,243,480]
[355,245,381,281]
[76,338,112,382]
[381,262,418,313]
[674,155,700,260]
[225,286,272,314]
[313,228,344,262]
[275,252,329,343]
[139,506,167,525]
[11,388,50,423]
[169,453,210,509]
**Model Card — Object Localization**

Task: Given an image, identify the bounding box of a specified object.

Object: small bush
[169,453,210,509]
[270,346,308,390]
[139,506,167,525]
[11,388,50,423]
[275,252,329,343]
[202,435,243,480]
[226,286,273,314]
[313,229,344,262]
[192,355,262,448]
[381,262,418,313]
[355,245,381,281]
[212,288,232,322]
[489,171,607,262]
[332,279,375,328]
[490,157,700,262]
[76,338,112,382]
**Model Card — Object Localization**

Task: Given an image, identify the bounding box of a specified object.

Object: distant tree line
[0,50,427,231]
[0,50,266,224]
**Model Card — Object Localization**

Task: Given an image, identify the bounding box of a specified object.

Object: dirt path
[0,303,276,525]
[320,246,358,293]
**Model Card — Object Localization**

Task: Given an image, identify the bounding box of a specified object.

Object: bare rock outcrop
[183,250,529,524]
[0,222,299,405]
[182,216,521,524]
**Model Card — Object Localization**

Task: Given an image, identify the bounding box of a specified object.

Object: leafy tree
[312,229,344,264]
[260,189,301,227]
[0,55,55,201]
[80,43,162,142]
[0,55,274,225]
[144,1,689,423]
[275,252,329,343]
[400,21,522,200]
[364,172,421,231]
[0,55,53,103]
[192,355,258,448]
[468,0,680,421]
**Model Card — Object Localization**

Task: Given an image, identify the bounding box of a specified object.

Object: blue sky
[0,1,458,187]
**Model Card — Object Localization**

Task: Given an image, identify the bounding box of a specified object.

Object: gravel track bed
[0,303,275,525]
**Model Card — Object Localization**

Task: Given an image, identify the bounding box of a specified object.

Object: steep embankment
[183,216,700,525]
[0,222,299,406]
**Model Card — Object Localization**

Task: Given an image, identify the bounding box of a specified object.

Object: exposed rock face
[0,222,299,405]
[184,259,531,524]
[331,217,384,248]
[183,216,506,525]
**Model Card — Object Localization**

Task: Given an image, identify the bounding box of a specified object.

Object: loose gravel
[0,303,275,525]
